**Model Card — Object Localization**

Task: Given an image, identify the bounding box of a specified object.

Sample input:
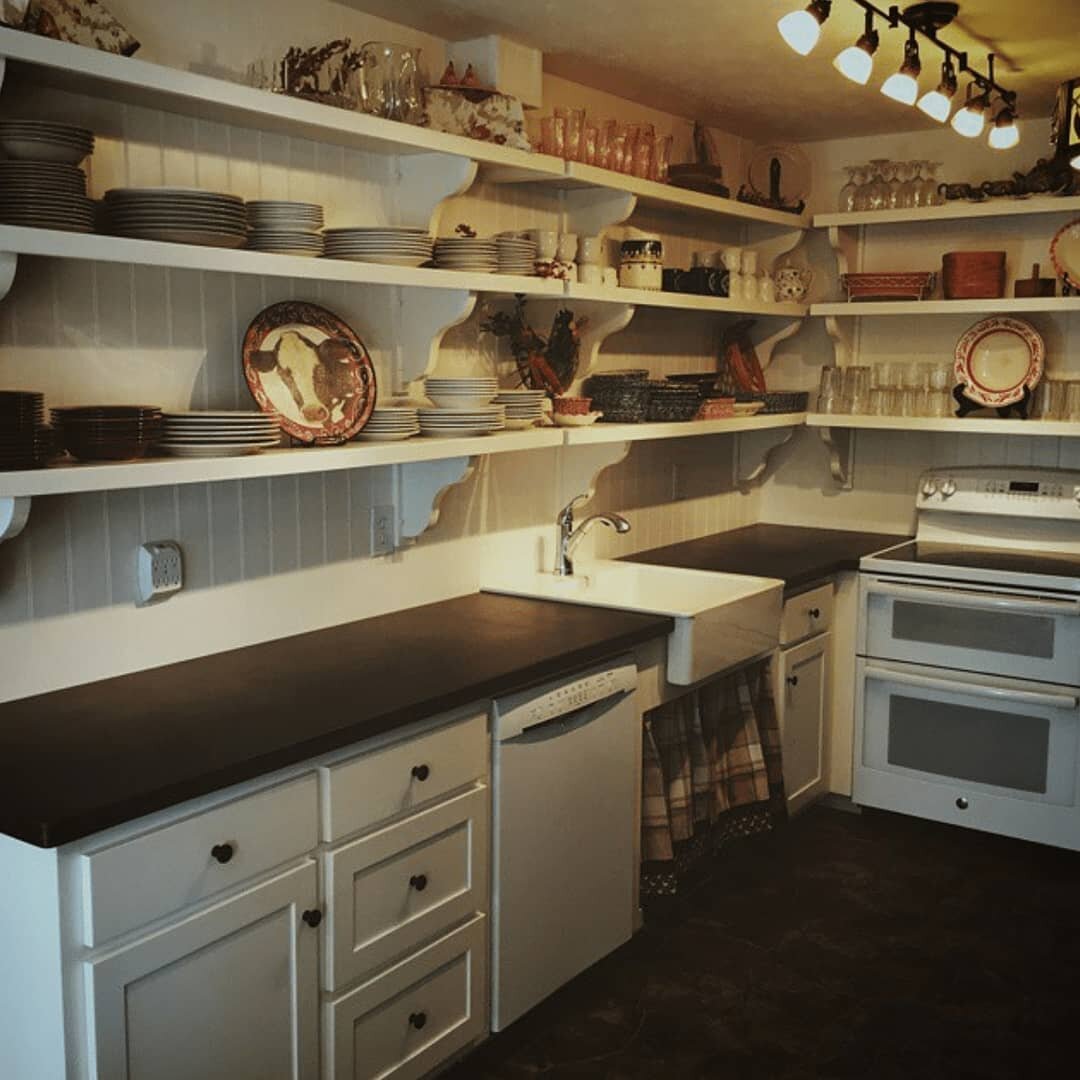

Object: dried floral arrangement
[278,39,363,109]
[481,297,588,395]
[23,0,139,55]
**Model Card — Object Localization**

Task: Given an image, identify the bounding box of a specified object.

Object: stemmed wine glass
[866,159,889,211]
[838,166,859,213]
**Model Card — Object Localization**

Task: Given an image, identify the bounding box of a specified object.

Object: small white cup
[757,271,774,303]
[691,250,718,269]
[602,267,619,287]
[742,250,759,276]
[728,271,745,301]
[528,229,558,260]
[578,235,603,264]
[720,246,743,274]
[578,263,603,285]
[557,233,578,262]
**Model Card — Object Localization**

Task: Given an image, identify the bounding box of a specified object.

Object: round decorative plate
[954,317,1044,408]
[1050,217,1080,290]
[748,143,811,205]
[242,301,377,444]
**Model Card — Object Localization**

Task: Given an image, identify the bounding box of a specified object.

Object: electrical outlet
[136,541,184,605]
[370,505,396,556]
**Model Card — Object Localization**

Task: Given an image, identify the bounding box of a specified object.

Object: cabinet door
[777,632,830,814]
[86,861,319,1080]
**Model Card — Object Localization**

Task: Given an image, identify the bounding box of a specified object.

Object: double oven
[855,468,1080,851]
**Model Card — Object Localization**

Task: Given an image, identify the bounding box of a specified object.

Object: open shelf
[805,413,1080,437]
[0,28,565,183]
[815,195,1080,229]
[566,281,807,317]
[560,413,807,445]
[812,297,1080,317]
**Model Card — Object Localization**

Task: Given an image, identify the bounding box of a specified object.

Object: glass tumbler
[564,107,585,161]
[1066,382,1080,421]
[817,366,840,414]
[845,366,872,414]
[650,135,673,183]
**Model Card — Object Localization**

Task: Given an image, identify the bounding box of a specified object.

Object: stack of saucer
[102,188,248,248]
[0,391,50,470]
[434,236,497,273]
[245,201,324,256]
[158,411,281,457]
[495,234,538,276]
[0,120,94,164]
[51,405,163,462]
[418,404,505,438]
[322,227,433,266]
[355,404,419,442]
[0,145,95,233]
[423,376,497,410]
[494,388,547,429]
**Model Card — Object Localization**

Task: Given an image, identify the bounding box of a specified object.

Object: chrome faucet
[555,494,631,577]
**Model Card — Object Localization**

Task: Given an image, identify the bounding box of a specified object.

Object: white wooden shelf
[565,281,808,317]
[560,413,807,445]
[805,413,1080,437]
[815,196,1080,229]
[0,28,566,183]
[812,297,1080,317]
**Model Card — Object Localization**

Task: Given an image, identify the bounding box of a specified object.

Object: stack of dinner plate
[433,236,497,273]
[418,404,505,438]
[322,227,433,266]
[51,405,163,462]
[0,391,51,470]
[423,376,498,410]
[245,201,324,256]
[495,234,538,275]
[101,188,248,248]
[157,411,281,457]
[494,388,548,429]
[0,159,95,233]
[0,120,94,164]
[355,404,419,442]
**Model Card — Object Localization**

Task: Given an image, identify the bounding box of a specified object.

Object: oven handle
[867,580,1080,618]
[864,664,1080,711]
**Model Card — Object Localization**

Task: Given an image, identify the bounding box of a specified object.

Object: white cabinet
[86,860,320,1080]
[777,632,830,814]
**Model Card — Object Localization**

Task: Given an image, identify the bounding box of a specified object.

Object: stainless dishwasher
[490,658,639,1031]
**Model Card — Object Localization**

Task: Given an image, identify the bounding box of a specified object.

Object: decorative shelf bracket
[396,153,478,236]
[749,317,805,374]
[395,456,474,545]
[562,188,637,239]
[733,425,799,491]
[0,250,16,302]
[818,426,856,490]
[0,495,31,543]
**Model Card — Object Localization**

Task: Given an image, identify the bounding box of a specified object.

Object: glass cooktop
[868,542,1080,582]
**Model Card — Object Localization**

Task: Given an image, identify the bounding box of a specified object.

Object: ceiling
[339,0,1079,140]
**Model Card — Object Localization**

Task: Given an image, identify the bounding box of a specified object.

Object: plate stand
[953,383,1032,419]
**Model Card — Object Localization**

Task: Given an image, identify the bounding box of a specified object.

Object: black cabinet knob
[409,1011,427,1031]
[210,843,234,864]
[786,675,799,687]
[955,797,969,811]
[411,764,430,782]
[302,908,323,928]
[808,608,821,619]
[409,874,428,892]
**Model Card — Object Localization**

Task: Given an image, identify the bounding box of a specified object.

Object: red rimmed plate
[1050,217,1080,291]
[954,316,1044,409]
[242,302,376,444]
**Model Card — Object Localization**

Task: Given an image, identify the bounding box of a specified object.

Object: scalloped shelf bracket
[0,495,31,543]
[396,456,474,544]
[396,153,478,236]
[733,424,799,491]
[817,425,856,490]
[563,188,637,239]
[0,251,16,302]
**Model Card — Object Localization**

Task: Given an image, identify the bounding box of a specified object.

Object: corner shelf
[811,297,1080,317]
[560,413,807,446]
[814,196,1080,229]
[805,413,1080,437]
[565,281,807,317]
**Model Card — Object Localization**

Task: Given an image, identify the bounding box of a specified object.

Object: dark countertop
[0,593,672,848]
[625,524,912,592]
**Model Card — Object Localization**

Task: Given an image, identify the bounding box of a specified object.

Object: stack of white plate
[245,201,324,256]
[0,120,94,164]
[424,376,498,410]
[434,237,497,273]
[494,388,548,429]
[322,228,433,266]
[418,404,505,438]
[102,188,248,248]
[495,234,538,276]
[0,160,95,233]
[157,411,281,457]
[355,405,420,442]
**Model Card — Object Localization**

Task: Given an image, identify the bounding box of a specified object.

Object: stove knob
[940,478,957,498]
[920,477,939,498]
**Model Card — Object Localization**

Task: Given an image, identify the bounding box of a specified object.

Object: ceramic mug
[742,250,759,276]
[619,261,662,290]
[758,271,775,303]
[578,235,604,264]
[602,267,618,287]
[557,233,578,262]
[691,250,717,269]
[728,271,745,301]
[528,229,558,260]
[720,246,742,273]
[578,263,603,286]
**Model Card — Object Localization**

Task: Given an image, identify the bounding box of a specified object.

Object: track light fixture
[951,82,988,138]
[778,0,832,56]
[989,105,1020,150]
[881,28,921,106]
[833,8,879,85]
[917,54,958,122]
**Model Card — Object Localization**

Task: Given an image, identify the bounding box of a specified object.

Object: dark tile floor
[445,805,1080,1079]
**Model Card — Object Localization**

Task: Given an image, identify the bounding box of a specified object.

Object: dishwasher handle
[508,689,633,744]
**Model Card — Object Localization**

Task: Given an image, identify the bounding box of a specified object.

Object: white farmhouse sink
[484,560,783,685]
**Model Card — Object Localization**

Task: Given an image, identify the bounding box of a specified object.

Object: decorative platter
[953,316,1044,408]
[1049,217,1080,291]
[242,302,376,444]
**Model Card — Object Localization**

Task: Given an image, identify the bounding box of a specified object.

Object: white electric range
[855,466,1080,851]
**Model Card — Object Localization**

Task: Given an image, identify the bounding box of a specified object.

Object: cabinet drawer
[324,785,488,991]
[780,582,834,645]
[321,712,487,842]
[325,915,486,1080]
[81,773,319,946]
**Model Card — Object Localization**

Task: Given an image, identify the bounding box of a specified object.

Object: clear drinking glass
[633,132,654,179]
[650,135,673,183]
[564,107,585,161]
[898,161,920,209]
[838,166,859,213]
[852,165,871,211]
[920,161,942,207]
[866,159,889,211]
[1066,382,1080,420]
[357,42,423,123]
[845,366,872,414]
[885,161,902,210]
[818,366,840,414]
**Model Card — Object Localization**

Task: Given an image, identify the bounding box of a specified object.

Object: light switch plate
[136,540,184,605]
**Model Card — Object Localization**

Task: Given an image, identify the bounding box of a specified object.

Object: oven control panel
[916,468,1080,519]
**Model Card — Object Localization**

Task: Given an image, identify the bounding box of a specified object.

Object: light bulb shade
[917,89,953,122]
[952,104,986,138]
[989,113,1020,150]
[778,9,824,55]
[882,72,919,106]
[834,44,874,85]
[1071,151,1080,172]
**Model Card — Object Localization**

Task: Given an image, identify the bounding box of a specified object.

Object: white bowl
[553,411,604,427]
[426,395,497,411]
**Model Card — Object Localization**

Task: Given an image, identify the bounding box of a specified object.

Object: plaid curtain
[641,658,785,898]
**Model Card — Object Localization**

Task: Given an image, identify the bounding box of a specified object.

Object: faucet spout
[554,494,631,577]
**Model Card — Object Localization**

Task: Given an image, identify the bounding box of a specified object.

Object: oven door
[855,658,1080,850]
[860,575,1080,686]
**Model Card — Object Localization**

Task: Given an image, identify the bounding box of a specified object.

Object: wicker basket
[942,251,1006,299]
[758,391,809,414]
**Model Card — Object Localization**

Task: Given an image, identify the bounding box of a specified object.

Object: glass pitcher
[356,42,423,123]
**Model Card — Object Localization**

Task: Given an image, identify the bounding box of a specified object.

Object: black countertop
[0,593,672,848]
[625,524,912,591]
